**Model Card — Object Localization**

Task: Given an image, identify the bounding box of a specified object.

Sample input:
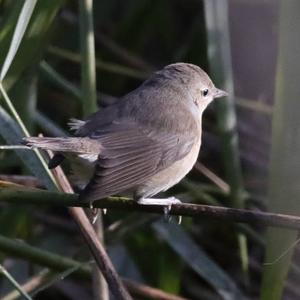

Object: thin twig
[122,278,188,300]
[60,9,154,72]
[0,235,185,300]
[39,61,81,100]
[0,264,32,300]
[0,174,40,187]
[48,46,149,80]
[95,32,154,71]
[235,97,273,115]
[34,111,68,137]
[194,162,230,193]
[33,211,76,232]
[1,269,51,300]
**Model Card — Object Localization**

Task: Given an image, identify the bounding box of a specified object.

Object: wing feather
[80,120,196,202]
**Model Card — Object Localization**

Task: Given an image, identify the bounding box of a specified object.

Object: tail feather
[23,137,101,154]
[48,153,65,169]
[68,118,86,131]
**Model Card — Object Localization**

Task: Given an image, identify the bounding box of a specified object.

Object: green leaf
[0,105,56,190]
[204,0,248,278]
[0,0,64,91]
[157,242,182,294]
[260,1,300,299]
[34,110,68,137]
[153,221,245,300]
[0,0,62,190]
[39,61,81,101]
[0,0,37,81]
[79,0,97,116]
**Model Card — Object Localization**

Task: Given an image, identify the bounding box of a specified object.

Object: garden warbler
[24,63,227,208]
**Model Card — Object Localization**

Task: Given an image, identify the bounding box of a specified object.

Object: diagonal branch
[43,151,132,299]
[0,235,186,300]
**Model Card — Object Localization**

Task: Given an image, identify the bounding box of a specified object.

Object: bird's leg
[91,209,99,224]
[89,201,107,224]
[137,197,182,224]
[88,201,107,224]
[89,201,99,224]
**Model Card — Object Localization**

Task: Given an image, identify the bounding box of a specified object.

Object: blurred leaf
[0,206,30,237]
[106,213,157,245]
[152,221,245,300]
[204,0,248,278]
[157,242,182,294]
[0,0,60,189]
[0,0,64,91]
[47,46,149,80]
[0,0,37,81]
[0,263,32,300]
[34,110,68,137]
[0,1,23,68]
[79,0,97,116]
[9,69,37,133]
[260,1,300,299]
[39,60,81,101]
[0,105,56,190]
[109,244,144,282]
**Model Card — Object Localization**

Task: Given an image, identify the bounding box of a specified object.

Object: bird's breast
[136,138,201,198]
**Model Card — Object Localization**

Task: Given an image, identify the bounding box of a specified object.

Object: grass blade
[0,0,37,81]
[0,0,59,190]
[79,1,109,299]
[260,1,300,299]
[153,221,245,300]
[0,0,64,91]
[79,0,97,116]
[39,61,81,101]
[0,263,32,300]
[48,46,148,80]
[204,0,248,277]
[0,104,56,190]
[34,111,68,137]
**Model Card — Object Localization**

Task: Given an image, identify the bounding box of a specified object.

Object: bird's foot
[137,197,182,224]
[89,201,107,224]
[91,207,100,224]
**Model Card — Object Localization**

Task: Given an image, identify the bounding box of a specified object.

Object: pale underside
[68,118,201,201]
[69,136,201,199]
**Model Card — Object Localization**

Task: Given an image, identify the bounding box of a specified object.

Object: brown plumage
[23,63,227,204]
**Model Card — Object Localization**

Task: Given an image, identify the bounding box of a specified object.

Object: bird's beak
[214,88,228,99]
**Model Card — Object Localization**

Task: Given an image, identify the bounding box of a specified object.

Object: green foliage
[0,0,64,91]
[0,1,297,299]
[260,1,300,299]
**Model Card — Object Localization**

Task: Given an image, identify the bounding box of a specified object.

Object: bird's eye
[202,89,209,97]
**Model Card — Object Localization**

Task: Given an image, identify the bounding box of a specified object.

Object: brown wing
[80,120,195,202]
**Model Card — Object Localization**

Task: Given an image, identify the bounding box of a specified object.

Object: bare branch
[0,174,40,187]
[194,162,230,193]
[1,181,300,231]
[123,278,188,300]
[0,234,186,300]
[45,149,132,300]
[1,270,51,300]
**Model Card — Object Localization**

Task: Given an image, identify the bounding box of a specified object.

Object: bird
[23,63,227,209]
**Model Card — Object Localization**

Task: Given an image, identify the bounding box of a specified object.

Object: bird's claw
[138,197,182,224]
